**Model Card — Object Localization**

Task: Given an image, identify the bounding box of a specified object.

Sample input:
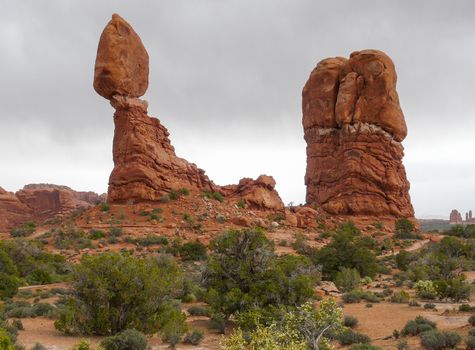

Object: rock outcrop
[0,184,103,232]
[302,49,414,218]
[95,14,284,210]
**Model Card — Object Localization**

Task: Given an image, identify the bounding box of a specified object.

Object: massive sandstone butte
[302,49,414,218]
[94,14,284,210]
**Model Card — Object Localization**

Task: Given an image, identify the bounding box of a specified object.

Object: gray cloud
[0,0,474,218]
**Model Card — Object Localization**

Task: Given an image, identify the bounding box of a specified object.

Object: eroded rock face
[222,175,284,211]
[94,14,149,99]
[0,184,103,232]
[303,49,414,218]
[107,96,218,203]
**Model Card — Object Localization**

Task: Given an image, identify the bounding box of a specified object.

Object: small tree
[100,329,147,350]
[395,218,415,236]
[414,280,437,300]
[55,252,182,335]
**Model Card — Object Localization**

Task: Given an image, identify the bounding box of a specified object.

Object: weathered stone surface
[107,96,218,203]
[0,184,103,232]
[94,14,149,99]
[303,49,414,218]
[222,175,284,211]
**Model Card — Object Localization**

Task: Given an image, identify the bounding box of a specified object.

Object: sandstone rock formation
[449,209,463,224]
[107,95,218,202]
[303,49,414,218]
[222,175,284,211]
[94,14,148,99]
[0,184,103,232]
[95,14,284,210]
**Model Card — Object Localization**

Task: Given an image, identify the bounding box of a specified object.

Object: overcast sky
[1,0,474,219]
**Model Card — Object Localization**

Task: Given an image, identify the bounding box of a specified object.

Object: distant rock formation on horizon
[94,14,284,211]
[302,49,414,218]
[0,184,104,232]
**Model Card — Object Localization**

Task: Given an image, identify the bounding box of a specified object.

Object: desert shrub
[203,191,224,202]
[179,241,207,261]
[434,277,471,302]
[344,315,359,328]
[414,280,437,300]
[360,276,372,285]
[55,253,182,335]
[0,273,20,299]
[469,315,475,326]
[335,268,361,292]
[395,218,416,237]
[183,329,204,345]
[10,222,36,237]
[187,306,210,317]
[424,303,436,310]
[109,227,123,237]
[237,199,246,208]
[11,320,23,331]
[459,304,475,312]
[100,329,147,350]
[469,329,475,336]
[70,340,95,350]
[349,345,382,350]
[178,188,190,196]
[342,290,379,304]
[401,316,436,336]
[169,190,180,200]
[159,305,188,348]
[312,222,378,279]
[202,229,319,320]
[27,269,53,285]
[159,195,170,203]
[209,313,226,334]
[467,336,475,350]
[420,330,461,350]
[133,235,168,247]
[337,329,370,345]
[0,329,15,350]
[88,230,105,240]
[100,202,110,212]
[390,290,410,303]
[409,300,420,307]
[31,343,46,350]
[397,339,409,350]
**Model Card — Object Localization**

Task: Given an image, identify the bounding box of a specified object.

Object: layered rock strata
[302,49,414,217]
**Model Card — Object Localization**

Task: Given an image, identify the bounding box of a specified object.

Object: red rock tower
[302,50,414,218]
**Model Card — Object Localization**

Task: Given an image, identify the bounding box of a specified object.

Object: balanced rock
[94,14,149,99]
[302,49,414,218]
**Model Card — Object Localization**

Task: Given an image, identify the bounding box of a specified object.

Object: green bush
[203,191,224,202]
[10,222,36,237]
[434,277,471,302]
[179,241,207,261]
[187,306,210,317]
[203,229,319,320]
[401,316,436,336]
[335,268,361,292]
[0,273,20,298]
[31,343,47,350]
[390,290,410,303]
[133,235,168,247]
[109,227,123,237]
[88,230,105,240]
[469,315,475,327]
[337,329,370,345]
[420,330,461,350]
[349,345,382,350]
[28,269,53,285]
[312,222,378,279]
[100,203,110,212]
[344,315,359,328]
[467,335,475,350]
[183,329,204,345]
[395,218,415,236]
[100,329,147,350]
[342,289,379,304]
[459,304,475,312]
[159,306,188,348]
[0,329,15,350]
[55,253,182,335]
[397,339,409,350]
[414,280,437,300]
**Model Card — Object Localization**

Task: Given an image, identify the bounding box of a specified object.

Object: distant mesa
[302,49,414,219]
[94,14,284,211]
